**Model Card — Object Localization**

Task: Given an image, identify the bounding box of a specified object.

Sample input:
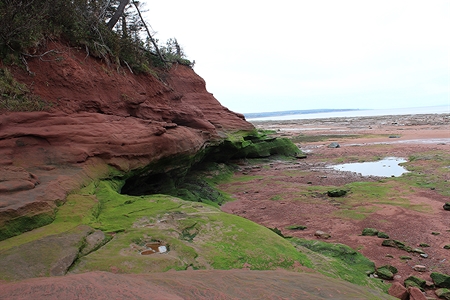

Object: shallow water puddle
[140,242,167,255]
[331,157,409,177]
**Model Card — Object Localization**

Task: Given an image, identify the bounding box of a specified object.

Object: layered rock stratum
[0,41,252,230]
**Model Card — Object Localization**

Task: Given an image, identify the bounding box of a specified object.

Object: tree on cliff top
[0,0,192,72]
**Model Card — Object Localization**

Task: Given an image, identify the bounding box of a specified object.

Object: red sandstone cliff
[0,41,254,228]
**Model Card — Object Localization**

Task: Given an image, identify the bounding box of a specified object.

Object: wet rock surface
[0,269,395,300]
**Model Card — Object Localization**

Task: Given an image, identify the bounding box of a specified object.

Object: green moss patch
[401,150,450,197]
[0,211,56,242]
[69,180,312,274]
[289,238,387,291]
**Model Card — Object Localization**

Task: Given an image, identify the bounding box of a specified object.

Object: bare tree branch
[106,0,129,29]
[131,1,166,65]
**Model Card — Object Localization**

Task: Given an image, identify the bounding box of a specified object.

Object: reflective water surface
[331,157,409,177]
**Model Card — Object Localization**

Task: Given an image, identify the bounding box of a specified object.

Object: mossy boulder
[376,265,397,280]
[431,272,450,288]
[436,288,450,300]
[381,240,412,252]
[377,232,389,239]
[327,189,347,197]
[376,268,393,280]
[404,276,426,290]
[362,228,379,236]
[381,240,397,247]
[215,131,302,160]
[443,202,450,211]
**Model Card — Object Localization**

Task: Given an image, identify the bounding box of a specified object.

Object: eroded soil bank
[221,113,450,298]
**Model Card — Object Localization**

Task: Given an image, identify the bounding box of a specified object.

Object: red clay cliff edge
[0,41,253,232]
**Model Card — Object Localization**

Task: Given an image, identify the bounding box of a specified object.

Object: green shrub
[0,0,190,75]
[0,67,52,111]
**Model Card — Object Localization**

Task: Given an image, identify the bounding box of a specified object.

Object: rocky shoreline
[221,112,450,299]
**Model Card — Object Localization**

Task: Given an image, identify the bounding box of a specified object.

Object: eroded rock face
[0,41,254,233]
[0,166,39,193]
[0,225,92,280]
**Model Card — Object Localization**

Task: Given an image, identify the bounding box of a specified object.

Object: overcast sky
[144,1,449,114]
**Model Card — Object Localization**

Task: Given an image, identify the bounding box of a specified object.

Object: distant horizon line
[243,104,449,118]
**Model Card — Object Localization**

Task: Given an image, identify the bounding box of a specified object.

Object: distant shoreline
[243,108,361,119]
[246,105,450,121]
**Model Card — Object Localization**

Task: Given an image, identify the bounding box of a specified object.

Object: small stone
[412,248,425,254]
[295,153,307,159]
[314,230,331,239]
[393,275,402,281]
[419,253,428,258]
[400,256,412,260]
[413,265,427,272]
[327,142,340,148]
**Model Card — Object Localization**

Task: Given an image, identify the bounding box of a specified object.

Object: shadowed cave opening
[120,134,302,205]
[120,159,233,206]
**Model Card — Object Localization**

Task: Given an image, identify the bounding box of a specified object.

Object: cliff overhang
[0,41,299,240]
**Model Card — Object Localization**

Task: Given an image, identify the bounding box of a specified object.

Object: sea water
[247,105,450,121]
[331,157,409,177]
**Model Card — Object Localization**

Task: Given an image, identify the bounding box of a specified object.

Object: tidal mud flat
[221,113,450,298]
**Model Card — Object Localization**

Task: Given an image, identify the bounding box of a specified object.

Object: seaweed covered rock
[431,272,450,288]
[362,228,379,236]
[381,240,412,252]
[327,189,347,197]
[377,232,389,239]
[436,288,450,300]
[207,131,303,161]
[376,265,398,280]
[404,276,426,291]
